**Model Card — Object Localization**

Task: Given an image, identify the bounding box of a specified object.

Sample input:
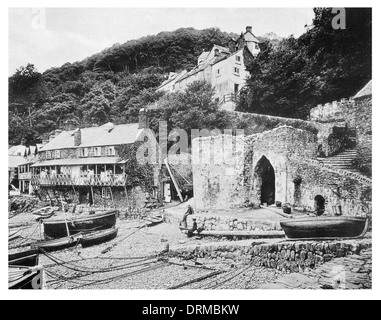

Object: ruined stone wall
[192,125,371,216]
[192,126,318,210]
[287,159,372,217]
[192,134,246,210]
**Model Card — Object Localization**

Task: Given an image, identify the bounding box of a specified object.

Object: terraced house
[31,109,162,209]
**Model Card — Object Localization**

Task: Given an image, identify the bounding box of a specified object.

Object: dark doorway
[314,195,326,216]
[234,84,239,94]
[254,156,276,206]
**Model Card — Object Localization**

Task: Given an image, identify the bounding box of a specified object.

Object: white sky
[8,7,315,75]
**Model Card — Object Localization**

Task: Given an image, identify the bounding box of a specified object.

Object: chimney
[139,108,148,129]
[228,38,236,53]
[246,26,253,33]
[74,128,81,146]
[20,138,26,146]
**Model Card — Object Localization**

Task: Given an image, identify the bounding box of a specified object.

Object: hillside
[9,8,372,146]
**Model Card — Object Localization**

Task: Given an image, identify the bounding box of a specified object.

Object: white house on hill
[157,26,261,112]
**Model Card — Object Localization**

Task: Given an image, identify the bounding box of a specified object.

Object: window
[102,187,112,199]
[236,56,241,63]
[216,69,221,77]
[79,148,88,157]
[55,150,61,159]
[233,67,240,75]
[91,147,101,157]
[255,43,259,50]
[106,146,116,156]
[46,151,52,159]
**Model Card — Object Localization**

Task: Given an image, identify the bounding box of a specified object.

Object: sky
[8,7,315,75]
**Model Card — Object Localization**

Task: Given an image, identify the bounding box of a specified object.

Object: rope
[168,270,223,290]
[205,264,254,290]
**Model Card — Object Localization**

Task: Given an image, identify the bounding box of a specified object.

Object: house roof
[354,80,372,100]
[39,123,144,151]
[9,155,27,168]
[31,157,128,167]
[8,145,40,156]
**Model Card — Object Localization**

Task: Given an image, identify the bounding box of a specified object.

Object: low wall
[169,238,372,273]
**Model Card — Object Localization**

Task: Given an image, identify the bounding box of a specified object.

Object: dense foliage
[237,8,372,119]
[9,8,372,146]
[9,27,236,145]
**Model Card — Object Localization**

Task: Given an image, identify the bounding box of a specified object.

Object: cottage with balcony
[31,109,162,209]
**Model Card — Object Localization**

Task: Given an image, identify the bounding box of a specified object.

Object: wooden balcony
[32,174,127,187]
[19,172,32,180]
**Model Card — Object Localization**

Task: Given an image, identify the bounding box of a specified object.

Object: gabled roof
[354,80,372,100]
[8,145,40,156]
[157,70,187,89]
[8,155,26,168]
[39,123,144,151]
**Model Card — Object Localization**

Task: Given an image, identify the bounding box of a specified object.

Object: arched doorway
[254,156,276,206]
[314,195,326,216]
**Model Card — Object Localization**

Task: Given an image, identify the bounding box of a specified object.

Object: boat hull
[9,250,40,267]
[280,216,368,239]
[31,234,82,252]
[9,266,43,290]
[81,228,118,248]
[43,210,118,239]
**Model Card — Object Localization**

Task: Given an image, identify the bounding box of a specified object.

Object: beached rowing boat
[81,228,118,248]
[9,249,40,267]
[280,216,369,240]
[42,210,118,239]
[32,206,60,221]
[9,266,44,289]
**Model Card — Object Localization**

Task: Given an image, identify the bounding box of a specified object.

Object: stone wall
[192,126,371,217]
[287,158,372,217]
[169,238,372,274]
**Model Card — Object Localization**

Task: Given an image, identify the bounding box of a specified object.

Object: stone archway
[254,156,276,206]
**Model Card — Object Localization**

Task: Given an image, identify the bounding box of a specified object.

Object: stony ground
[9,204,372,290]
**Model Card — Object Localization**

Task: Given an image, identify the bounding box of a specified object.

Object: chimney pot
[139,108,149,129]
[74,128,81,146]
[246,26,253,33]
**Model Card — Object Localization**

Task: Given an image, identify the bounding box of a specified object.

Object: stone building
[192,82,372,217]
[157,26,261,111]
[31,109,164,210]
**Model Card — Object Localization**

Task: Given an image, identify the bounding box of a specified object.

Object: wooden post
[90,186,95,206]
[124,186,129,208]
[164,158,183,202]
[109,187,115,208]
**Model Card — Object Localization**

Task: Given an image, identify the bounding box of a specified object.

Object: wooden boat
[9,249,40,267]
[42,210,118,239]
[280,216,369,240]
[144,214,164,227]
[9,266,44,289]
[81,228,118,248]
[33,206,59,221]
[31,233,82,252]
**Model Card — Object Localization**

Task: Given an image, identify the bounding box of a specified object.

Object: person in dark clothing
[180,205,194,229]
[187,218,198,237]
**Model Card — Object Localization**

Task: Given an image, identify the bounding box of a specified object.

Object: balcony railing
[32,174,127,187]
[19,172,32,180]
